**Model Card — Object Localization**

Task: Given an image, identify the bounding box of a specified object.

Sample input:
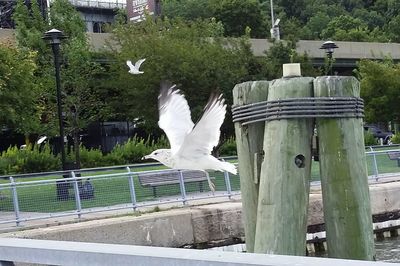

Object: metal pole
[126,167,137,210]
[270,0,274,29]
[71,171,82,220]
[178,171,187,205]
[51,43,66,171]
[370,147,379,180]
[223,171,232,199]
[9,177,20,227]
[220,159,232,198]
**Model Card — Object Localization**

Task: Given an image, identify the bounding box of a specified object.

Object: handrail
[0,238,392,266]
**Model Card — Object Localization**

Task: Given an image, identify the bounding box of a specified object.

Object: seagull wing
[135,58,146,69]
[126,60,135,70]
[158,82,194,154]
[178,93,226,156]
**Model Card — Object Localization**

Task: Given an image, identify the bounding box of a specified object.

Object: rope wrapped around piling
[232,97,364,126]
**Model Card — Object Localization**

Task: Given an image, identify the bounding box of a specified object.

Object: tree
[302,12,331,39]
[104,17,255,137]
[386,15,400,43]
[162,0,213,20]
[13,0,104,167]
[0,44,39,134]
[263,41,320,79]
[357,59,400,125]
[321,15,372,41]
[212,0,268,38]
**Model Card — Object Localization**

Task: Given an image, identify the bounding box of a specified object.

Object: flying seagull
[126,58,146,74]
[143,82,237,192]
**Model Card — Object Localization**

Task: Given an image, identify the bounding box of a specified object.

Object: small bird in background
[143,81,237,192]
[126,58,146,74]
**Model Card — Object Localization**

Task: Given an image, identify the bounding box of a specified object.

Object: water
[209,237,400,263]
[375,237,400,263]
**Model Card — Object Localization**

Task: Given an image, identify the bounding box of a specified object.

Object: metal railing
[68,0,126,9]
[0,161,239,227]
[0,238,392,266]
[1,148,400,228]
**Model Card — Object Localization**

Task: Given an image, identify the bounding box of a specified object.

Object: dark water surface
[209,237,400,263]
[375,237,400,263]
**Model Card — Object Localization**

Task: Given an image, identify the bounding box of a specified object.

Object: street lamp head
[320,40,338,56]
[42,29,67,45]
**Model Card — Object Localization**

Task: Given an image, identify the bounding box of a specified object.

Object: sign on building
[126,0,160,23]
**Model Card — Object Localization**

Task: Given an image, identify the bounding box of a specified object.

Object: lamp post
[43,29,67,171]
[269,0,280,40]
[320,40,338,75]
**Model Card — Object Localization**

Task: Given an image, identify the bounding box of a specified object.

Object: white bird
[37,136,47,145]
[143,82,237,192]
[126,58,146,74]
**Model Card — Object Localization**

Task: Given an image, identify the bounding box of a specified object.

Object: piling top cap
[282,63,301,78]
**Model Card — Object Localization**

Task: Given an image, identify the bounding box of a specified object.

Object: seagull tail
[220,161,237,175]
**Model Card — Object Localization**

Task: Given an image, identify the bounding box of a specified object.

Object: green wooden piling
[233,81,269,253]
[254,77,314,255]
[314,76,375,260]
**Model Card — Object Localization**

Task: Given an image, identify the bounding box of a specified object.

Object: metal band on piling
[232,97,364,125]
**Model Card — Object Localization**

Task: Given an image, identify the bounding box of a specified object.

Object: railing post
[71,171,82,220]
[9,177,21,227]
[126,167,137,210]
[223,171,232,199]
[178,170,187,205]
[370,147,379,180]
[221,159,232,198]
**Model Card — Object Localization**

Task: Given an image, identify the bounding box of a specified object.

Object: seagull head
[142,149,172,166]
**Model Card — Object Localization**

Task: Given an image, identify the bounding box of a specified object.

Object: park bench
[387,151,400,167]
[137,170,214,197]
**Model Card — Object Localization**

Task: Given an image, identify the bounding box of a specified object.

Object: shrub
[0,136,171,174]
[390,133,400,144]
[219,137,237,156]
[0,144,60,175]
[106,136,162,164]
[79,146,105,168]
[364,130,377,146]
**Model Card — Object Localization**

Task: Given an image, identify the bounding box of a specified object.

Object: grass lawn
[0,167,240,213]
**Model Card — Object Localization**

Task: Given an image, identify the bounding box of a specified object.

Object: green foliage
[162,0,400,42]
[389,133,400,144]
[219,137,237,156]
[212,0,268,38]
[357,59,400,125]
[162,0,214,21]
[364,130,377,146]
[77,146,105,168]
[264,41,321,79]
[104,17,253,135]
[0,144,60,175]
[0,44,39,134]
[106,136,169,164]
[0,137,169,174]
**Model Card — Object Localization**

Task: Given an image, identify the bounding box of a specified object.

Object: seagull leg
[206,171,215,193]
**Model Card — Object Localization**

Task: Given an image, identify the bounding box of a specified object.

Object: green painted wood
[233,81,269,253]
[314,76,375,260]
[254,77,314,255]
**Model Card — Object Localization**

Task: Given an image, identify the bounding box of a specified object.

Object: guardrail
[68,0,126,9]
[0,238,393,266]
[0,162,239,227]
[0,149,399,228]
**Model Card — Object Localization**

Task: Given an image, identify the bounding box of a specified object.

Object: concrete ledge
[1,181,400,247]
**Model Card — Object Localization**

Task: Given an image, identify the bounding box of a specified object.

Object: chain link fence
[0,159,239,227]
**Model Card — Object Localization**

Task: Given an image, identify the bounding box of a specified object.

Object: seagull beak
[142,155,149,160]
